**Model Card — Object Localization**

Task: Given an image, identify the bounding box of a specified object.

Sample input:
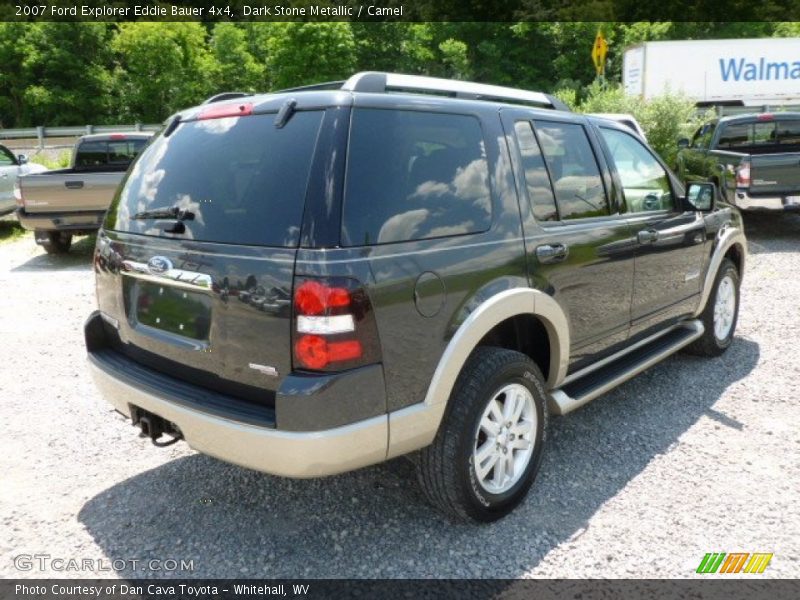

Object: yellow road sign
[592,31,608,74]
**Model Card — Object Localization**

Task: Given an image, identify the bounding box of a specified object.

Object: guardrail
[0,124,161,147]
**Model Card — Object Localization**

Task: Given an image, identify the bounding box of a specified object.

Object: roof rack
[341,72,569,111]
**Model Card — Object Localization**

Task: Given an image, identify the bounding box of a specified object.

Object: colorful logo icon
[696,552,773,574]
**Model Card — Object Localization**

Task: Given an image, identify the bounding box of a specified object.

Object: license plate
[132,280,212,341]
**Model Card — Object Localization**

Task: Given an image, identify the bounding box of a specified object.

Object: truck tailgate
[750,153,800,196]
[20,171,125,213]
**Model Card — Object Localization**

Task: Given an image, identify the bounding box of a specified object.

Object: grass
[31,150,71,170]
[0,219,26,244]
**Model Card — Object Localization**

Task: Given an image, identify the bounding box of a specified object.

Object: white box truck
[624,38,800,106]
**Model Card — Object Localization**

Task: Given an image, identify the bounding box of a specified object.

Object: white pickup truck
[16,132,151,253]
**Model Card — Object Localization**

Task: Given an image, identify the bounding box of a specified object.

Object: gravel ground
[1,214,798,580]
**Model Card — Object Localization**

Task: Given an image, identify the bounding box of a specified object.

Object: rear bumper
[16,207,105,232]
[732,191,800,211]
[84,311,391,478]
[88,350,390,478]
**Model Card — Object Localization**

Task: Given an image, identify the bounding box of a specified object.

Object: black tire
[416,347,548,523]
[685,258,740,357]
[38,231,72,254]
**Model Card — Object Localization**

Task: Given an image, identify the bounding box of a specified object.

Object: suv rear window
[106,111,323,247]
[342,109,492,246]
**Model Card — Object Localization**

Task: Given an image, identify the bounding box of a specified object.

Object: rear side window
[513,121,558,222]
[75,141,107,168]
[108,140,147,164]
[714,120,800,148]
[106,111,323,247]
[533,121,609,220]
[342,109,492,246]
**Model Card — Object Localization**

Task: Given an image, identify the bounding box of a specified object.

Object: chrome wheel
[713,274,736,341]
[472,383,536,495]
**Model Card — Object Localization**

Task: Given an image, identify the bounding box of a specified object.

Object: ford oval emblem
[147,256,172,274]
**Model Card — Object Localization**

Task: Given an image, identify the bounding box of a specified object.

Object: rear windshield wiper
[132,206,195,221]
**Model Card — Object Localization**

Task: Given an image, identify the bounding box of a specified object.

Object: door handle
[535,243,569,264]
[65,180,84,189]
[637,229,659,244]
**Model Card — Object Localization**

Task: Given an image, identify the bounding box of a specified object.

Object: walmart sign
[720,58,800,82]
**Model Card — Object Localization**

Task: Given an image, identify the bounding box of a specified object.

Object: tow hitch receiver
[131,406,183,447]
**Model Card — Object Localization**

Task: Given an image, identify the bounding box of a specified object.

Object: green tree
[210,23,264,93]
[0,22,31,127]
[20,23,114,126]
[265,23,356,90]
[112,22,217,122]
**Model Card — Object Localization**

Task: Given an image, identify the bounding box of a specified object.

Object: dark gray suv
[85,72,746,522]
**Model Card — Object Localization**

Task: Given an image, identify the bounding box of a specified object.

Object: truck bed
[18,169,127,215]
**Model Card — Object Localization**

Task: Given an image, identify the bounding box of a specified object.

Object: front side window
[0,146,15,166]
[533,121,609,220]
[600,127,673,213]
[342,109,492,246]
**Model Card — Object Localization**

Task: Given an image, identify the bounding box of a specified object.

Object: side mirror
[17,154,28,165]
[684,182,715,212]
[677,138,690,149]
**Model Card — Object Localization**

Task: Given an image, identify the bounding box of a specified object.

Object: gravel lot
[1,214,798,580]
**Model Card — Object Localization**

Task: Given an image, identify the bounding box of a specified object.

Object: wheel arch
[387,288,569,459]
[695,226,747,318]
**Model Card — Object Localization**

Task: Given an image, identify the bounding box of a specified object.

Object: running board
[548,320,704,415]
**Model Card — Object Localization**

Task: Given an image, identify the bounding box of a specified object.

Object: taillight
[292,277,380,372]
[736,161,751,188]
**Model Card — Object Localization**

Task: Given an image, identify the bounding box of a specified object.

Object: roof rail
[274,80,347,93]
[341,72,569,111]
[203,92,253,105]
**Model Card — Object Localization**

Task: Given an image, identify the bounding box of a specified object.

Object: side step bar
[549,320,704,415]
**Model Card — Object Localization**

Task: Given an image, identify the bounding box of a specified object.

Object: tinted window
[75,141,107,168]
[108,139,148,164]
[342,109,492,246]
[534,121,609,220]
[514,121,557,222]
[691,123,715,149]
[601,127,673,213]
[776,120,800,144]
[106,111,323,247]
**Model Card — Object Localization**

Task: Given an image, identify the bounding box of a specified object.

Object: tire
[416,347,548,523]
[38,231,72,254]
[685,258,740,357]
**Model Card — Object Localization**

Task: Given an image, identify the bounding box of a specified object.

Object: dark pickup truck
[676,112,800,212]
